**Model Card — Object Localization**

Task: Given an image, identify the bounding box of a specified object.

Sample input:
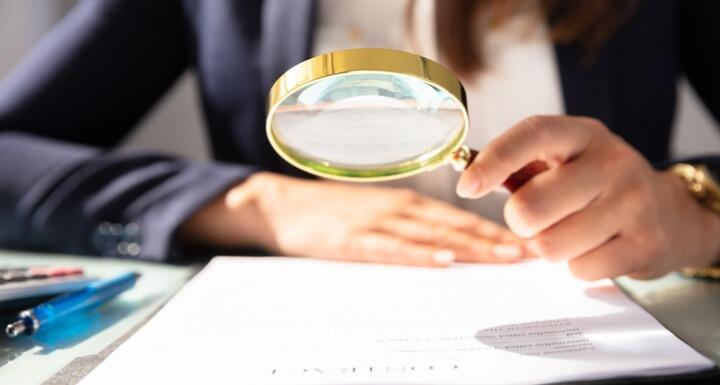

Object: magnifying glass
[266,48,476,182]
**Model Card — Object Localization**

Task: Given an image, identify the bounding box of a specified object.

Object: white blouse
[314,0,565,222]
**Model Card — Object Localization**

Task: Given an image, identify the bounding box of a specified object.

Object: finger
[344,231,456,267]
[627,267,667,281]
[408,198,517,243]
[502,160,550,192]
[528,196,624,262]
[567,236,645,280]
[456,240,526,263]
[504,155,603,237]
[376,217,525,262]
[457,116,596,198]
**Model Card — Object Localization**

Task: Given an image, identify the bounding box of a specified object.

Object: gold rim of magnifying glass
[266,48,469,182]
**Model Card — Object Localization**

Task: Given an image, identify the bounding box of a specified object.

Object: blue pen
[5,271,141,337]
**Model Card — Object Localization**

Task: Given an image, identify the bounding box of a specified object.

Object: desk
[0,250,198,385]
[0,250,718,385]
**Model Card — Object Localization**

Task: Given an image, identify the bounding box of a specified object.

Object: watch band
[680,266,720,280]
[668,163,720,214]
[668,163,720,280]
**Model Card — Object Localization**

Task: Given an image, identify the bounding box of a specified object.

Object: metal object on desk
[617,273,720,364]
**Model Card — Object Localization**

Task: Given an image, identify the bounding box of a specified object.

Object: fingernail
[456,174,482,198]
[433,250,456,264]
[492,244,523,260]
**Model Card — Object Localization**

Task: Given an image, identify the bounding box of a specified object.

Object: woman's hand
[457,115,720,280]
[181,172,529,267]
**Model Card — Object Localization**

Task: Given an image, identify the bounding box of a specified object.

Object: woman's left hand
[457,115,720,280]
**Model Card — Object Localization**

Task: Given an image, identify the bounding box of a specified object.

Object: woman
[0,0,718,280]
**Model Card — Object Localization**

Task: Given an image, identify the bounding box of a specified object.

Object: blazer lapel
[555,40,619,131]
[259,0,317,95]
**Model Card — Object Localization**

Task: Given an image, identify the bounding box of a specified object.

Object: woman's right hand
[181,172,529,267]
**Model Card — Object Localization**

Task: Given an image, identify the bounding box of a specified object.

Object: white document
[80,258,714,385]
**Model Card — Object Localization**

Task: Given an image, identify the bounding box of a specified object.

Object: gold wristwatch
[668,163,720,279]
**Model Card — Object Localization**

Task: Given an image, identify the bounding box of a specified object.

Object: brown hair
[421,0,637,75]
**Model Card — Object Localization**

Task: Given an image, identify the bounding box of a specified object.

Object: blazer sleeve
[0,0,256,262]
[0,133,253,262]
[681,0,720,134]
[0,0,187,145]
[679,0,720,170]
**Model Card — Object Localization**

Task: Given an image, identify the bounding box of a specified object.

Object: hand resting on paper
[457,115,720,280]
[181,172,530,267]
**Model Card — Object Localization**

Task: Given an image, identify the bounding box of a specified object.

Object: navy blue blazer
[0,0,718,261]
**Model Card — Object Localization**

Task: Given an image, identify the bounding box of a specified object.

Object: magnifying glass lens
[269,72,466,178]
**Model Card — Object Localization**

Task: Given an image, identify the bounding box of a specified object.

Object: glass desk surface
[0,250,198,385]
